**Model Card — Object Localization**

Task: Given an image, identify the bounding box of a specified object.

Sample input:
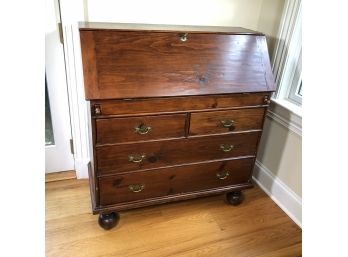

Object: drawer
[99,158,255,206]
[190,108,265,136]
[96,132,260,175]
[96,114,186,145]
[91,93,271,116]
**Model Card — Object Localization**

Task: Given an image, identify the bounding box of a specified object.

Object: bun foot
[98,212,119,230]
[226,191,244,206]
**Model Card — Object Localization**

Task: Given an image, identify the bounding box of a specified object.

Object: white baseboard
[74,158,89,179]
[253,160,302,228]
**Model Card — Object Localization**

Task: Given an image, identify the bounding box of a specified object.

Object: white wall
[84,0,285,55]
[86,0,262,27]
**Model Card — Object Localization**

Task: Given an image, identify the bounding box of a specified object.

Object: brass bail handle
[129,184,145,193]
[220,119,235,128]
[135,123,152,135]
[128,153,146,163]
[216,170,230,180]
[264,96,271,104]
[220,144,234,152]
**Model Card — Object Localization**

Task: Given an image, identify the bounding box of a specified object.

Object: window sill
[267,98,302,136]
[271,98,302,118]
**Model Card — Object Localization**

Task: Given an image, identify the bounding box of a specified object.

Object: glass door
[45,0,74,173]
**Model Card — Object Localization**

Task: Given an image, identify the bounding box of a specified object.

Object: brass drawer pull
[220,144,234,152]
[135,124,152,135]
[128,154,146,163]
[129,184,145,193]
[264,96,271,104]
[220,119,235,128]
[178,33,188,42]
[216,170,230,180]
[94,104,101,115]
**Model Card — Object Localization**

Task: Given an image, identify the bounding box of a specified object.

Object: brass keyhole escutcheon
[178,33,188,42]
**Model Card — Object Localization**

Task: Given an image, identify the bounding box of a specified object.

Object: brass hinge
[70,139,74,155]
[58,22,64,44]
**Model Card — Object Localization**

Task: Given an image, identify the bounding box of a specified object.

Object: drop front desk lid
[79,22,275,100]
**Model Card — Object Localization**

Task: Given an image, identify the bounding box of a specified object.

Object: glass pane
[45,75,55,146]
[297,81,302,97]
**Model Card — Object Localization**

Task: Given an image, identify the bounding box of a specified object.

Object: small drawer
[95,114,186,145]
[90,93,271,116]
[99,158,255,206]
[190,108,265,136]
[96,132,260,175]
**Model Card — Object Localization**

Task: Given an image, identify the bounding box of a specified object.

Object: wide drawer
[99,158,255,206]
[190,108,265,136]
[91,93,271,116]
[96,132,260,175]
[96,113,186,145]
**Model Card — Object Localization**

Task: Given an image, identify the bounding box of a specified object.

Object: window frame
[271,0,302,109]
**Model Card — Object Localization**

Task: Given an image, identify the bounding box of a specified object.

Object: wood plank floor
[46,179,302,257]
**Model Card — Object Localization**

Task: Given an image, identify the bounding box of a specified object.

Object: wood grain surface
[91,93,271,116]
[80,29,275,99]
[190,108,266,135]
[96,113,187,145]
[46,179,302,257]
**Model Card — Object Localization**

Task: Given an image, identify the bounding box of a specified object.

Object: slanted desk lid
[79,22,275,100]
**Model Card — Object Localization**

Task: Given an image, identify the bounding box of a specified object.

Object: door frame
[59,0,90,178]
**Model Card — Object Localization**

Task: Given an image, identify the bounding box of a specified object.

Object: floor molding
[45,170,76,183]
[253,160,302,228]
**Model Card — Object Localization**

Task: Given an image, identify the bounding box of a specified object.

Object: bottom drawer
[99,158,255,206]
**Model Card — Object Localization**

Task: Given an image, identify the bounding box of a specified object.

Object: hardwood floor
[46,179,302,257]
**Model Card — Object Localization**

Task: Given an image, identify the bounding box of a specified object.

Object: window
[272,0,302,108]
[288,48,302,105]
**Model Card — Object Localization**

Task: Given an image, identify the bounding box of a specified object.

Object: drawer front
[96,114,186,145]
[81,30,271,99]
[190,108,265,136]
[99,158,255,206]
[96,132,260,175]
[91,93,271,116]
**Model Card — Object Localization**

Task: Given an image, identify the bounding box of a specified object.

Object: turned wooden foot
[98,212,120,230]
[226,191,244,206]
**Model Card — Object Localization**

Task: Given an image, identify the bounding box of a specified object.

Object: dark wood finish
[98,212,119,230]
[96,113,186,145]
[190,108,266,136]
[80,31,100,99]
[80,23,275,227]
[96,132,260,175]
[91,93,271,117]
[80,31,274,100]
[99,158,254,206]
[226,191,244,206]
